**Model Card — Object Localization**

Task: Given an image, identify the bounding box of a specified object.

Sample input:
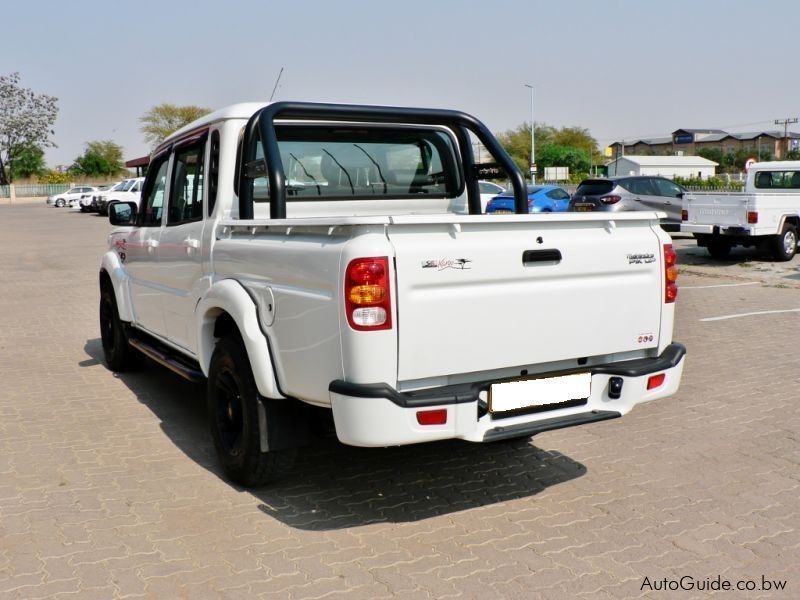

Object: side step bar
[128,337,205,383]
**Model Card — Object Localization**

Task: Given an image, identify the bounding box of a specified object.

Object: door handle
[183,238,199,249]
[523,249,562,265]
[145,238,159,251]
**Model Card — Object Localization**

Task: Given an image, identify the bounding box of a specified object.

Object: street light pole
[524,83,535,184]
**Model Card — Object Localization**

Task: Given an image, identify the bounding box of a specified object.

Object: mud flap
[258,398,309,452]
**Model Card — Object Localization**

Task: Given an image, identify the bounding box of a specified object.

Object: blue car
[485,184,572,214]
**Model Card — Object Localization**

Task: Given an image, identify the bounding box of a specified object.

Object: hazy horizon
[4,0,799,168]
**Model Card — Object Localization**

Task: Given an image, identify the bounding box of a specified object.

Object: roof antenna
[269,67,284,102]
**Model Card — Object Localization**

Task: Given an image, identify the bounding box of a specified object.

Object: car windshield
[119,180,136,191]
[576,180,614,195]
[249,125,461,200]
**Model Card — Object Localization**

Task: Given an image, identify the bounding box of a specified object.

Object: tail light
[747,211,758,224]
[600,195,621,205]
[664,244,678,303]
[681,209,688,221]
[345,257,392,331]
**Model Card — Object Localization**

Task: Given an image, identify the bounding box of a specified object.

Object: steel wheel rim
[784,231,796,255]
[215,370,245,455]
[99,296,115,352]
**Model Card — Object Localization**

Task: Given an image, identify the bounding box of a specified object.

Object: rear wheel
[99,283,143,371]
[707,239,732,260]
[207,334,296,486]
[771,224,797,262]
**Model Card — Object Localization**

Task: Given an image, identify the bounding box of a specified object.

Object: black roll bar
[238,101,529,219]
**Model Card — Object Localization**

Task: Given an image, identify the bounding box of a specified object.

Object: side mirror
[677,192,684,199]
[109,201,138,225]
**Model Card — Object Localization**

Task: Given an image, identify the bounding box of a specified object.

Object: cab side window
[140,155,170,227]
[654,178,683,198]
[168,139,206,225]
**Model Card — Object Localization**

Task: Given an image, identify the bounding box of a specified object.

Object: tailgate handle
[522,249,562,265]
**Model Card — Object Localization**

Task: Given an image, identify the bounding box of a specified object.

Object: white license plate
[489,373,591,412]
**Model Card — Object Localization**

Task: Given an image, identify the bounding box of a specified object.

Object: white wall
[607,159,715,179]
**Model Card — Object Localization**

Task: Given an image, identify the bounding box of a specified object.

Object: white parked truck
[681,161,800,260]
[100,101,686,486]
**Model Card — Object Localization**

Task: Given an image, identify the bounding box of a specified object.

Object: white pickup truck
[681,161,800,260]
[100,101,685,486]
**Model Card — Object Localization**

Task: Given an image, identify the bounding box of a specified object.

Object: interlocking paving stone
[0,205,797,598]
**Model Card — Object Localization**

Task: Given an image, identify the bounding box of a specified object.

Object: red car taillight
[600,195,621,205]
[681,209,688,221]
[345,257,392,331]
[664,244,678,303]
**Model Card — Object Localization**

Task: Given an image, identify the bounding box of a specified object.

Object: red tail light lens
[647,373,665,390]
[747,211,758,224]
[600,195,622,205]
[681,209,688,221]
[664,244,678,303]
[416,409,447,425]
[345,257,392,331]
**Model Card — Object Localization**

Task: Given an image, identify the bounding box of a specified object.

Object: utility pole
[774,117,798,158]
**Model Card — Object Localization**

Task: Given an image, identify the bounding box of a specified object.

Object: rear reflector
[647,373,665,390]
[416,409,447,425]
[747,211,758,224]
[681,209,688,221]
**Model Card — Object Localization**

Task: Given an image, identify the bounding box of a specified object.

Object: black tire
[771,224,797,262]
[55,198,65,207]
[99,282,143,371]
[207,334,296,487]
[707,239,732,260]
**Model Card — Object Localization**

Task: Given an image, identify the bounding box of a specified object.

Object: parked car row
[482,176,686,230]
[47,177,144,215]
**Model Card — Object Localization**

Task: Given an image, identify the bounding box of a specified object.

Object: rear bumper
[329,343,686,447]
[682,223,755,236]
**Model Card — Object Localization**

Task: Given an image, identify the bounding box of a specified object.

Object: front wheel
[99,283,143,371]
[207,334,296,486]
[771,224,797,262]
[55,198,65,207]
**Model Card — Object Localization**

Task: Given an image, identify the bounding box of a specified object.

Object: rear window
[754,170,800,189]
[575,180,614,195]
[250,126,462,201]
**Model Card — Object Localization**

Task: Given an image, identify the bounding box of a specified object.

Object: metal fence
[14,183,71,197]
[0,185,8,199]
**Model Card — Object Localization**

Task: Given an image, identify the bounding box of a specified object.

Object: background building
[606,155,717,179]
[610,128,800,160]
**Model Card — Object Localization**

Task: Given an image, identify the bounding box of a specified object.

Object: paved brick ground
[1,204,797,599]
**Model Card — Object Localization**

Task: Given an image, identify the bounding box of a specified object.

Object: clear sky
[4,0,799,167]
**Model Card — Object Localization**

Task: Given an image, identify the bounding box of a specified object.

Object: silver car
[569,176,685,229]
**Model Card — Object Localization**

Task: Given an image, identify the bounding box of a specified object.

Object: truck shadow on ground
[84,338,587,531]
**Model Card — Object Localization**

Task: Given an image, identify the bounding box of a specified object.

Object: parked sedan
[478,180,506,212]
[569,176,685,228]
[46,186,98,208]
[486,184,572,214]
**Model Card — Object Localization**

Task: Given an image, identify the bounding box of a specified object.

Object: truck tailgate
[685,193,752,227]
[388,215,664,382]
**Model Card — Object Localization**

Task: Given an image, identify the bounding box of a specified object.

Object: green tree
[536,144,591,175]
[0,72,58,184]
[495,121,598,176]
[71,140,125,177]
[8,143,45,179]
[140,103,211,148]
[552,126,600,162]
